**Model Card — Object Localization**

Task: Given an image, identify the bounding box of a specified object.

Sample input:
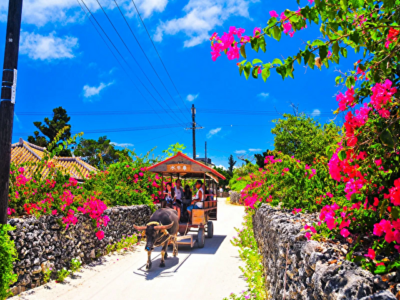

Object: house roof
[11,138,97,181]
[146,152,226,182]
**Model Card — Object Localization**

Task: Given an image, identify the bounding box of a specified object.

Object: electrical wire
[76,0,167,126]
[15,109,335,116]
[80,0,187,127]
[113,0,187,118]
[13,123,183,136]
[93,0,187,126]
[130,0,190,113]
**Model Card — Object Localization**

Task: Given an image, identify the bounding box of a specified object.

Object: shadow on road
[132,235,227,280]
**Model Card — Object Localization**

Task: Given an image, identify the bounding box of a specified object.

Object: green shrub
[0,224,18,299]
[56,268,70,283]
[70,258,81,274]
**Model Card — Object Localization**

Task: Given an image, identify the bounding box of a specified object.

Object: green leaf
[251,38,260,52]
[391,207,400,219]
[319,45,328,61]
[332,42,339,56]
[239,65,244,76]
[272,58,283,66]
[374,265,387,274]
[252,58,263,64]
[380,129,394,148]
[308,53,316,69]
[261,67,270,82]
[272,26,282,41]
[345,76,355,88]
[312,39,325,46]
[259,36,267,53]
[338,150,346,161]
[240,45,246,59]
[276,66,286,80]
[340,0,348,10]
[252,67,259,79]
[244,62,251,80]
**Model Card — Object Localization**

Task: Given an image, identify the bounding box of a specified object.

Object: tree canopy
[28,106,72,156]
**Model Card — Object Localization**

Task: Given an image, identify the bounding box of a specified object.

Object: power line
[130,0,190,114]
[13,123,183,136]
[76,0,166,126]
[93,0,187,126]
[113,0,187,118]
[15,109,335,116]
[80,0,187,127]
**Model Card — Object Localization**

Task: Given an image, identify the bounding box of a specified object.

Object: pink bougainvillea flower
[364,248,376,260]
[340,228,350,238]
[253,27,262,37]
[283,22,292,34]
[374,158,382,166]
[96,230,105,240]
[209,32,218,41]
[305,232,312,240]
[269,10,279,18]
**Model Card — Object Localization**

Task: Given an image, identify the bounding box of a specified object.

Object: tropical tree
[228,154,237,174]
[28,107,72,156]
[162,142,186,157]
[271,114,341,164]
[74,136,129,169]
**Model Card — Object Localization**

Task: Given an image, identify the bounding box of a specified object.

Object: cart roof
[146,152,226,182]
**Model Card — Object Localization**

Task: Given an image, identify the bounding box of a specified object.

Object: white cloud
[235,150,246,154]
[132,0,168,18]
[311,109,321,117]
[207,127,221,138]
[249,148,262,152]
[111,142,134,148]
[0,0,167,27]
[257,92,269,98]
[186,94,199,101]
[20,31,78,61]
[216,164,226,170]
[154,0,252,47]
[83,81,114,99]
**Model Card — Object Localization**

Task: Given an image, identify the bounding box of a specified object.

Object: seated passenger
[187,180,204,219]
[164,182,174,208]
[173,179,184,220]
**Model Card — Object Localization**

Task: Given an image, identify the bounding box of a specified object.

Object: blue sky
[0,0,359,168]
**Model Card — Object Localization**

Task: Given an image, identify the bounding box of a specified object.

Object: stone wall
[7,205,152,296]
[253,204,397,300]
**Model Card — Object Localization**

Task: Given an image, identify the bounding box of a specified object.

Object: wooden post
[0,0,23,224]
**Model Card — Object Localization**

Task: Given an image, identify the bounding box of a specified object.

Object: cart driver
[187,180,204,219]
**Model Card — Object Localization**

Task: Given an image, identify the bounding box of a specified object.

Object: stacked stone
[253,204,397,300]
[7,205,152,296]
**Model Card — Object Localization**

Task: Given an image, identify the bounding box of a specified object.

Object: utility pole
[192,104,196,160]
[205,141,207,166]
[185,104,203,160]
[0,0,23,224]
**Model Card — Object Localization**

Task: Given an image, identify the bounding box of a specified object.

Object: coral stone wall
[253,204,397,300]
[7,205,152,296]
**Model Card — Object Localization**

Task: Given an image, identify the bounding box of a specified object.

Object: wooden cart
[146,152,226,248]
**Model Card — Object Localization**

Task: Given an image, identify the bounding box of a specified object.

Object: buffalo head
[134,221,174,252]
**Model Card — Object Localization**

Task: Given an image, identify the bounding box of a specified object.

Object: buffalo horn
[133,225,147,231]
[154,222,174,230]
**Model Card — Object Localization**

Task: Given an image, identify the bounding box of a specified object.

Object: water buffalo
[134,208,179,269]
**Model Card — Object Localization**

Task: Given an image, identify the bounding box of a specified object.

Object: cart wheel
[197,228,205,248]
[206,221,214,238]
